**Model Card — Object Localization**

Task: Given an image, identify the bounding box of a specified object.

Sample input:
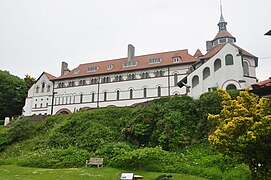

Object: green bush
[18,147,90,168]
[0,118,36,151]
[0,120,4,125]
[111,147,180,172]
[94,142,134,165]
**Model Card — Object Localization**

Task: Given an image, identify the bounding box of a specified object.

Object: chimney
[206,41,212,52]
[127,44,135,62]
[61,61,68,76]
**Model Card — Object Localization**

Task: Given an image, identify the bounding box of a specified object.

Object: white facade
[22,11,258,116]
[23,73,54,116]
[23,49,195,116]
[180,44,257,98]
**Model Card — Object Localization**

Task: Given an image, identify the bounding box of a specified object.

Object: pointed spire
[217,0,227,31]
[219,0,225,23]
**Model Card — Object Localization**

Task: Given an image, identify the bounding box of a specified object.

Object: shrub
[111,147,179,172]
[94,142,134,165]
[18,147,90,168]
[0,120,4,125]
[0,118,36,151]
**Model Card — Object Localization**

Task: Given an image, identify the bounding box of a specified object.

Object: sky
[0,0,270,81]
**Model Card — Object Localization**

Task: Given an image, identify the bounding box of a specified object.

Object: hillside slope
[0,91,248,179]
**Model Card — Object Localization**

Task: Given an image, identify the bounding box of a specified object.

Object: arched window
[62,96,65,104]
[47,85,51,92]
[58,82,65,88]
[91,78,97,84]
[65,96,68,104]
[203,67,210,80]
[143,88,147,98]
[192,75,199,88]
[243,61,249,76]
[115,75,123,81]
[68,96,71,104]
[79,80,83,86]
[157,86,161,97]
[130,89,133,99]
[91,93,95,102]
[73,95,76,104]
[116,90,120,100]
[141,72,149,79]
[174,73,178,86]
[127,74,136,80]
[41,82,45,92]
[225,54,234,65]
[155,70,164,77]
[80,94,83,103]
[214,59,221,72]
[35,86,39,93]
[104,92,107,101]
[226,84,237,90]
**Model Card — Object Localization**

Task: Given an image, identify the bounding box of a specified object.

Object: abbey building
[23,10,258,116]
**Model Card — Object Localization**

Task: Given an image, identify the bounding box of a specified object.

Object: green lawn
[0,165,207,180]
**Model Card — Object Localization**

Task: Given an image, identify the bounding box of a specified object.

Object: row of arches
[191,54,249,88]
[36,82,51,93]
[56,69,179,88]
[54,85,177,105]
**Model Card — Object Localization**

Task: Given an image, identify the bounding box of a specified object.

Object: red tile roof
[200,44,225,60]
[56,49,197,80]
[200,43,256,60]
[232,44,256,58]
[193,49,203,58]
[214,30,235,40]
[255,77,271,87]
[44,72,57,80]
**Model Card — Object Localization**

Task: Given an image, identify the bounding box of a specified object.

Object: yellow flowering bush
[208,89,271,179]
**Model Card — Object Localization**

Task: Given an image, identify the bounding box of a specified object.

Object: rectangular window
[148,58,161,64]
[123,61,137,67]
[87,66,99,72]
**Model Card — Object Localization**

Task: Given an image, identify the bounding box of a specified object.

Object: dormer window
[149,58,161,64]
[123,61,137,68]
[88,66,99,72]
[74,68,80,74]
[172,57,182,63]
[106,64,114,70]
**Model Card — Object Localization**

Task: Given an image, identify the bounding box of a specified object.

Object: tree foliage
[123,96,206,150]
[0,70,27,119]
[208,89,271,179]
[24,74,36,90]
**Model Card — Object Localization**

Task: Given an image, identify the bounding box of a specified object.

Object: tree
[0,70,27,119]
[208,89,271,179]
[24,74,36,90]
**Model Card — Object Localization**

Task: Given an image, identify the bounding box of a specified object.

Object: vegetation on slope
[0,91,249,179]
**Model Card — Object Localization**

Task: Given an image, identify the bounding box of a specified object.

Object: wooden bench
[85,158,103,168]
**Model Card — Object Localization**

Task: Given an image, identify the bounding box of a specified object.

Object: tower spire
[220,0,223,16]
[218,0,227,31]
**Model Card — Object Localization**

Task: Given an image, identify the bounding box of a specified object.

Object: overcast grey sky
[0,0,270,81]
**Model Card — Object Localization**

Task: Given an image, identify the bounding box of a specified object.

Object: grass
[0,165,207,180]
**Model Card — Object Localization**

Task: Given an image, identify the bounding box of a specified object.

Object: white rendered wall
[186,44,257,98]
[51,64,190,114]
[22,73,54,116]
